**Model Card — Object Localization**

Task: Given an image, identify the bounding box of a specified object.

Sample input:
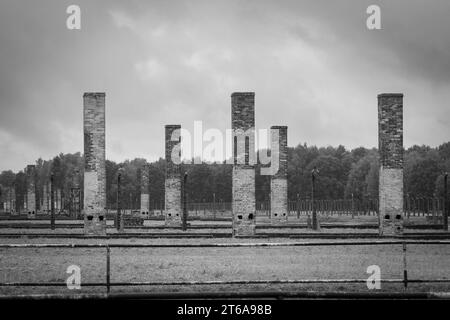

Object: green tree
[345,154,375,200]
[305,155,346,199]
[404,149,441,197]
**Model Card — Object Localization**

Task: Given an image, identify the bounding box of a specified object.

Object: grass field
[0,236,449,296]
[0,215,448,296]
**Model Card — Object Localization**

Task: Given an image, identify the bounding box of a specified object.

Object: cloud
[0,0,449,172]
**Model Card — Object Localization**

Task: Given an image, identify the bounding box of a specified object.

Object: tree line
[1,142,449,210]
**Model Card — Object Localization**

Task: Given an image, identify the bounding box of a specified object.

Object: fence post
[420,198,423,216]
[117,169,123,232]
[444,173,448,230]
[213,193,216,220]
[106,245,111,294]
[351,194,354,219]
[50,174,55,230]
[415,198,418,217]
[432,198,435,223]
[406,195,410,219]
[311,168,319,230]
[402,242,408,290]
[182,172,188,231]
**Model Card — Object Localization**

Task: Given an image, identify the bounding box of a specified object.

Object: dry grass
[0,236,449,296]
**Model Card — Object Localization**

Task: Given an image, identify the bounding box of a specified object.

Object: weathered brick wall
[4,187,16,214]
[231,92,256,236]
[140,164,150,218]
[232,167,256,235]
[55,189,60,212]
[47,182,51,213]
[270,126,288,223]
[378,93,404,236]
[26,165,36,218]
[42,183,48,213]
[58,189,64,213]
[2,186,9,212]
[71,171,81,217]
[4,187,8,212]
[83,92,106,235]
[9,187,16,214]
[165,125,182,226]
[0,185,5,212]
[11,187,16,214]
[7,188,11,212]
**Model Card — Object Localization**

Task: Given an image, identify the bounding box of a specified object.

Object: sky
[0,0,449,172]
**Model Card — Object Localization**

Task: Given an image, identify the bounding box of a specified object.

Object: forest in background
[1,141,449,210]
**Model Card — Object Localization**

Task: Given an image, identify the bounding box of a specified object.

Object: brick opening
[87,215,93,221]
[168,213,171,217]
[99,216,104,221]
[384,214,390,219]
[248,213,254,220]
[237,215,243,219]
[274,213,278,217]
[395,214,402,220]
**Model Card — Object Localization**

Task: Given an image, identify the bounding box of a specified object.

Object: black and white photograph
[0,0,449,316]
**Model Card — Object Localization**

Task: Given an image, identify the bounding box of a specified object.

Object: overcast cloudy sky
[0,0,449,172]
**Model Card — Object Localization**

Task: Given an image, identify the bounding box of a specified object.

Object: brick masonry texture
[26,165,36,218]
[140,164,150,217]
[270,126,288,223]
[10,187,16,214]
[56,189,62,211]
[379,168,404,234]
[378,93,404,236]
[4,187,16,214]
[83,92,106,235]
[232,92,256,166]
[11,188,16,214]
[71,171,81,215]
[165,125,182,226]
[270,178,288,223]
[232,167,256,235]
[270,126,288,177]
[165,177,182,225]
[42,183,49,213]
[3,187,8,212]
[232,92,256,236]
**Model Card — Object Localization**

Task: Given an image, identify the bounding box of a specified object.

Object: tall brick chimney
[26,165,37,219]
[83,92,106,235]
[378,93,404,236]
[165,124,182,226]
[231,92,256,236]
